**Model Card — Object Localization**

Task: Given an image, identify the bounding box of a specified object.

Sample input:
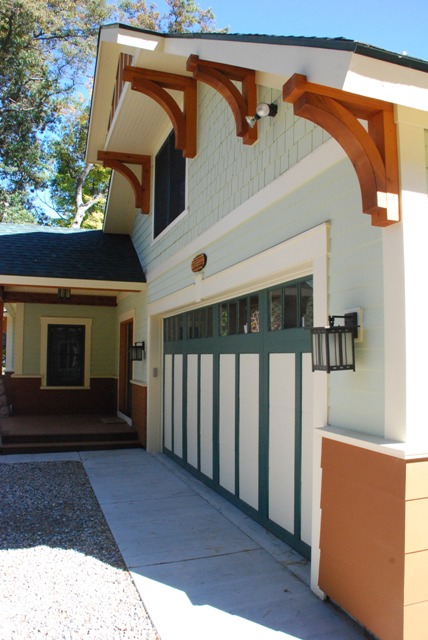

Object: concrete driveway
[2,448,370,639]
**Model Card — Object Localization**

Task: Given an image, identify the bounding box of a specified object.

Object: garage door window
[269,278,313,330]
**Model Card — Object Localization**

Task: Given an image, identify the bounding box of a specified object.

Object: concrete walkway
[1,449,370,640]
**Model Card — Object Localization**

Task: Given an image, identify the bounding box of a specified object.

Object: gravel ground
[0,461,160,640]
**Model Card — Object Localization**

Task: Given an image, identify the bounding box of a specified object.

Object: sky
[159,0,428,63]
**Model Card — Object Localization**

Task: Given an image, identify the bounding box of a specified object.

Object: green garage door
[163,277,314,558]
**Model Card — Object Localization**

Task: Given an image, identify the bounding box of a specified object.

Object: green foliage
[119,0,218,33]
[0,191,48,224]
[0,0,111,194]
[1,0,224,227]
[47,101,110,228]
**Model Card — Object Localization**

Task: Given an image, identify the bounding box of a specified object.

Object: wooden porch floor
[0,414,142,455]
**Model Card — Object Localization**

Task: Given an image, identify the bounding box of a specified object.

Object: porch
[0,413,142,455]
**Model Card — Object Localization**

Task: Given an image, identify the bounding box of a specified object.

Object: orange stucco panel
[319,439,406,640]
[319,439,428,640]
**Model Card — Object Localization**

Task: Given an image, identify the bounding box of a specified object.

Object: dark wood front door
[119,319,133,417]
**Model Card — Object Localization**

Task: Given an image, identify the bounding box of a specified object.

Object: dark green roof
[103,24,428,73]
[0,224,146,283]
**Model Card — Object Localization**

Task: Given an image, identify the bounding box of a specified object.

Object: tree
[47,101,110,229]
[0,1,111,192]
[1,0,224,227]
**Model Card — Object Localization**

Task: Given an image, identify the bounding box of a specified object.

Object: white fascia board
[345,54,428,111]
[0,275,145,292]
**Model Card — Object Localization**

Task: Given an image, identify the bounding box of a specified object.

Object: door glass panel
[178,314,184,340]
[187,312,193,339]
[220,303,228,336]
[200,308,207,338]
[250,296,260,333]
[270,290,282,331]
[300,279,314,328]
[206,307,213,337]
[193,309,201,338]
[229,302,237,335]
[239,298,248,333]
[284,286,297,329]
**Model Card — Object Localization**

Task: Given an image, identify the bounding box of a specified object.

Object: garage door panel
[239,354,259,510]
[164,354,173,451]
[268,353,296,533]
[187,354,199,469]
[219,354,236,494]
[173,354,183,458]
[200,354,214,479]
[301,353,314,545]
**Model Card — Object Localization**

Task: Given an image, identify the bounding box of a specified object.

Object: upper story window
[154,130,186,238]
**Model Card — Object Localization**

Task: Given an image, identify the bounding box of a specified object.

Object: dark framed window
[269,277,313,331]
[46,324,85,386]
[154,130,186,238]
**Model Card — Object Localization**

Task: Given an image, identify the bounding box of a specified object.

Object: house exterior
[0,225,147,439]
[3,23,428,639]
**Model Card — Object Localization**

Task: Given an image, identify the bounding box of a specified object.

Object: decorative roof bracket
[186,54,257,145]
[123,66,197,158]
[97,151,151,213]
[283,74,400,227]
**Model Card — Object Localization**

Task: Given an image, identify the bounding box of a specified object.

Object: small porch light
[129,341,145,361]
[246,102,278,128]
[57,288,71,300]
[311,313,358,373]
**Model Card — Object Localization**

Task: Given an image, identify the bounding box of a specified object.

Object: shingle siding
[132,84,330,273]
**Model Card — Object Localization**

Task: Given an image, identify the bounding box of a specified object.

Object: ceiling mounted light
[245,102,278,128]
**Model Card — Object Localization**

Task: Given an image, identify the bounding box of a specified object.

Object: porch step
[0,429,141,455]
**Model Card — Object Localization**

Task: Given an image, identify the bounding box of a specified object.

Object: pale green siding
[23,304,117,377]
[116,290,147,382]
[148,156,385,436]
[130,81,385,437]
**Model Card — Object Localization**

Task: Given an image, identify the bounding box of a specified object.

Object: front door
[119,319,133,417]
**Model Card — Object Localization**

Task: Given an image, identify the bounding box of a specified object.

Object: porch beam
[2,292,117,307]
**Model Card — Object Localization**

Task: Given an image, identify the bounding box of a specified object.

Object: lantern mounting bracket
[329,313,359,339]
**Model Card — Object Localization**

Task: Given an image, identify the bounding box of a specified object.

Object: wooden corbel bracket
[187,54,257,145]
[283,73,400,227]
[97,151,151,213]
[123,66,197,158]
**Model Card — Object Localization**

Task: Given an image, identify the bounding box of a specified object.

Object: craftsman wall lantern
[311,312,359,373]
[246,102,278,128]
[129,341,145,361]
